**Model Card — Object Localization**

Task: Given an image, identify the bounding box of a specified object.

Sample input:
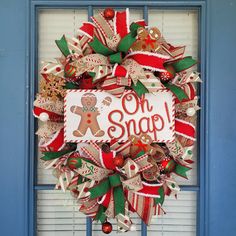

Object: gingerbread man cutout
[131,27,162,52]
[129,133,157,156]
[70,93,105,137]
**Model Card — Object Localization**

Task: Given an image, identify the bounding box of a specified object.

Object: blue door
[0,0,236,236]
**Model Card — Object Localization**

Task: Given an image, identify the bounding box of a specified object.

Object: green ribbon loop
[108,174,122,187]
[41,150,73,161]
[117,23,142,53]
[89,22,142,65]
[89,179,110,199]
[175,164,191,178]
[108,52,122,64]
[154,186,165,205]
[55,35,71,57]
[113,186,125,215]
[89,36,114,56]
[129,22,142,36]
[164,83,188,102]
[171,56,197,73]
[89,173,125,216]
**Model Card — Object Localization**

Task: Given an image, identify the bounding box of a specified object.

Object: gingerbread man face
[81,93,97,108]
[140,133,152,145]
[148,27,161,41]
[137,27,149,40]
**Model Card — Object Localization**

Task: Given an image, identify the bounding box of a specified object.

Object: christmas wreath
[33,8,201,234]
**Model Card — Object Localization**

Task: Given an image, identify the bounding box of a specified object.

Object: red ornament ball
[102,222,113,234]
[113,154,124,168]
[159,64,176,82]
[104,8,115,20]
[67,154,81,170]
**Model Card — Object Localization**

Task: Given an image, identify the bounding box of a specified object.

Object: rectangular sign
[64,90,175,142]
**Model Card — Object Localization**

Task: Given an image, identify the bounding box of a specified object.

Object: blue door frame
[1,0,236,236]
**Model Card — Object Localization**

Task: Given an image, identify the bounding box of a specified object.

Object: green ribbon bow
[88,23,142,65]
[89,173,125,216]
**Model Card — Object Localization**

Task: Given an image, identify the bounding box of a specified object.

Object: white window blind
[37,190,86,236]
[148,192,197,236]
[37,8,199,236]
[37,191,196,236]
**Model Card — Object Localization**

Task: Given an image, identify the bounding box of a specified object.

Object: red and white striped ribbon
[101,76,125,98]
[135,182,162,198]
[125,51,170,72]
[175,118,196,141]
[114,8,129,38]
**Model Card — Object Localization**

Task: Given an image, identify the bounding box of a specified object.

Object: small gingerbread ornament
[129,133,157,157]
[131,27,162,52]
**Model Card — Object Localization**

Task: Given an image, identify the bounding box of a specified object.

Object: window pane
[37,9,199,186]
[36,7,199,236]
[37,190,86,236]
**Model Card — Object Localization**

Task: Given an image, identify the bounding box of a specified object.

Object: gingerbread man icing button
[70,93,105,137]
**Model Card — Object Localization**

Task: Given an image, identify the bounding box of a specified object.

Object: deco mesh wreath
[33,8,201,234]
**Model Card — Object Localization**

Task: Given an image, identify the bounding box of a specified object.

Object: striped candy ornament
[67,153,81,170]
[64,63,77,78]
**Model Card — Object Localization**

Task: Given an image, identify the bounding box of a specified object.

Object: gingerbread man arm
[94,108,100,116]
[70,105,83,115]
